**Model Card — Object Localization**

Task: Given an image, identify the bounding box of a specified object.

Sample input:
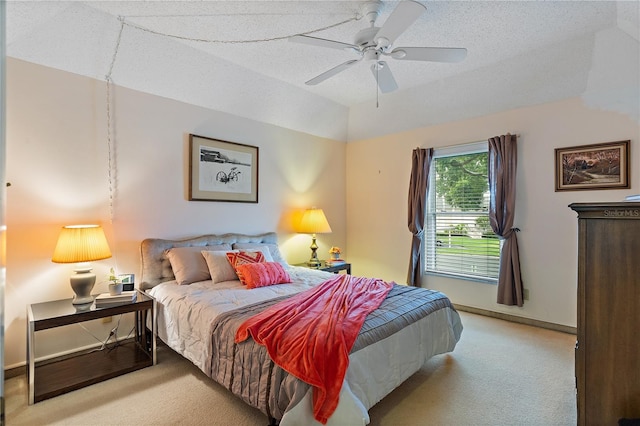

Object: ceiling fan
[289,0,467,93]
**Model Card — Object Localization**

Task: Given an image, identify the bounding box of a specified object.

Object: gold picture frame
[189,134,259,202]
[555,140,630,191]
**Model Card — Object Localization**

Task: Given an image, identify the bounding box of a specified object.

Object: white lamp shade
[52,224,112,305]
[296,208,332,234]
[52,225,112,263]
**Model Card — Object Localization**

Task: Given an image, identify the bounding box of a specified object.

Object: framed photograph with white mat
[189,134,259,203]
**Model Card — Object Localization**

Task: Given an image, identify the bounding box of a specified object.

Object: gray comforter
[208,284,459,421]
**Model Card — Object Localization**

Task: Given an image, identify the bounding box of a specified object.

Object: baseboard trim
[5,365,25,379]
[454,304,576,335]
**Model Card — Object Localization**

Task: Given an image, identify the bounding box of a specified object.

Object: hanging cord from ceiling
[102,10,362,220]
[105,16,125,225]
[101,11,360,215]
[102,10,360,219]
[121,13,362,44]
[102,16,125,272]
[101,11,361,263]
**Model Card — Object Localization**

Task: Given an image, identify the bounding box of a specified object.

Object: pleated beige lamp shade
[296,208,332,267]
[296,208,333,235]
[52,225,112,305]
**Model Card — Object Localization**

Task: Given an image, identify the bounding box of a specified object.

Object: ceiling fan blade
[306,59,362,86]
[374,0,426,48]
[289,35,359,53]
[371,61,398,93]
[391,47,467,63]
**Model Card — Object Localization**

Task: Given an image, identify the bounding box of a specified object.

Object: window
[425,142,500,282]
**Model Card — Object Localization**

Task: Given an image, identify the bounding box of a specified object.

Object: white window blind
[425,143,500,282]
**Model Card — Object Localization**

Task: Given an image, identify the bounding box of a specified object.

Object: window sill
[424,271,498,285]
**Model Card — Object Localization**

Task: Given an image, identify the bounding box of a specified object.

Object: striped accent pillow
[234,262,292,289]
[226,251,266,283]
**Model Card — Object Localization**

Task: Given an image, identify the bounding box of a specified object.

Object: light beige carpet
[5,312,577,425]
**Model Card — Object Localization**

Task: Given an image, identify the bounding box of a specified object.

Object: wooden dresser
[570,202,640,426]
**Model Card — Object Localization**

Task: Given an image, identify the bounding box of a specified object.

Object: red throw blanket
[235,274,393,424]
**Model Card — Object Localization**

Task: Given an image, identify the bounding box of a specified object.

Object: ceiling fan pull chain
[376,62,380,108]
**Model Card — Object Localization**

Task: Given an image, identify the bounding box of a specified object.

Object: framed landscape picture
[189,134,259,202]
[555,140,630,191]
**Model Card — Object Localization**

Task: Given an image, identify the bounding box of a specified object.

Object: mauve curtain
[407,148,433,287]
[488,134,524,306]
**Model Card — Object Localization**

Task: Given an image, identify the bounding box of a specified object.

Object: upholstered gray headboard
[139,232,278,290]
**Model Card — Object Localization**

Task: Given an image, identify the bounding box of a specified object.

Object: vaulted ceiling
[6,1,640,141]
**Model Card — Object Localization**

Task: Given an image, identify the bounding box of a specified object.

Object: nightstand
[27,289,156,404]
[294,261,351,275]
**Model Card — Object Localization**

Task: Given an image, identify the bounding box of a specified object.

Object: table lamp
[296,207,332,267]
[52,224,112,305]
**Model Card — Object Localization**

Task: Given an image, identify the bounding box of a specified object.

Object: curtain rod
[416,133,521,150]
[415,134,522,153]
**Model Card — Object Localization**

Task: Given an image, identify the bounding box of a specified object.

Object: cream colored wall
[6,56,638,368]
[4,58,346,368]
[346,98,640,327]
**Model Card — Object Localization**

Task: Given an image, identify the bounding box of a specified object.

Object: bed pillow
[232,243,288,267]
[234,262,292,289]
[202,248,272,283]
[226,251,265,283]
[226,250,265,267]
[165,244,231,285]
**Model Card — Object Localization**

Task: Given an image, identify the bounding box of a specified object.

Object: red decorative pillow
[234,262,292,289]
[226,250,265,267]
[226,251,266,283]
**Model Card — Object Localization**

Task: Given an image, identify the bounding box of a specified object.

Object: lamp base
[307,234,322,267]
[70,268,96,305]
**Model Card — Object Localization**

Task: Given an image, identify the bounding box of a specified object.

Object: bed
[140,232,462,425]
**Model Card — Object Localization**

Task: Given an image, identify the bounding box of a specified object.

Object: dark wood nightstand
[27,289,156,404]
[294,261,351,275]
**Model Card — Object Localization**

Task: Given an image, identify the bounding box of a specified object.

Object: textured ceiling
[6,1,640,141]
